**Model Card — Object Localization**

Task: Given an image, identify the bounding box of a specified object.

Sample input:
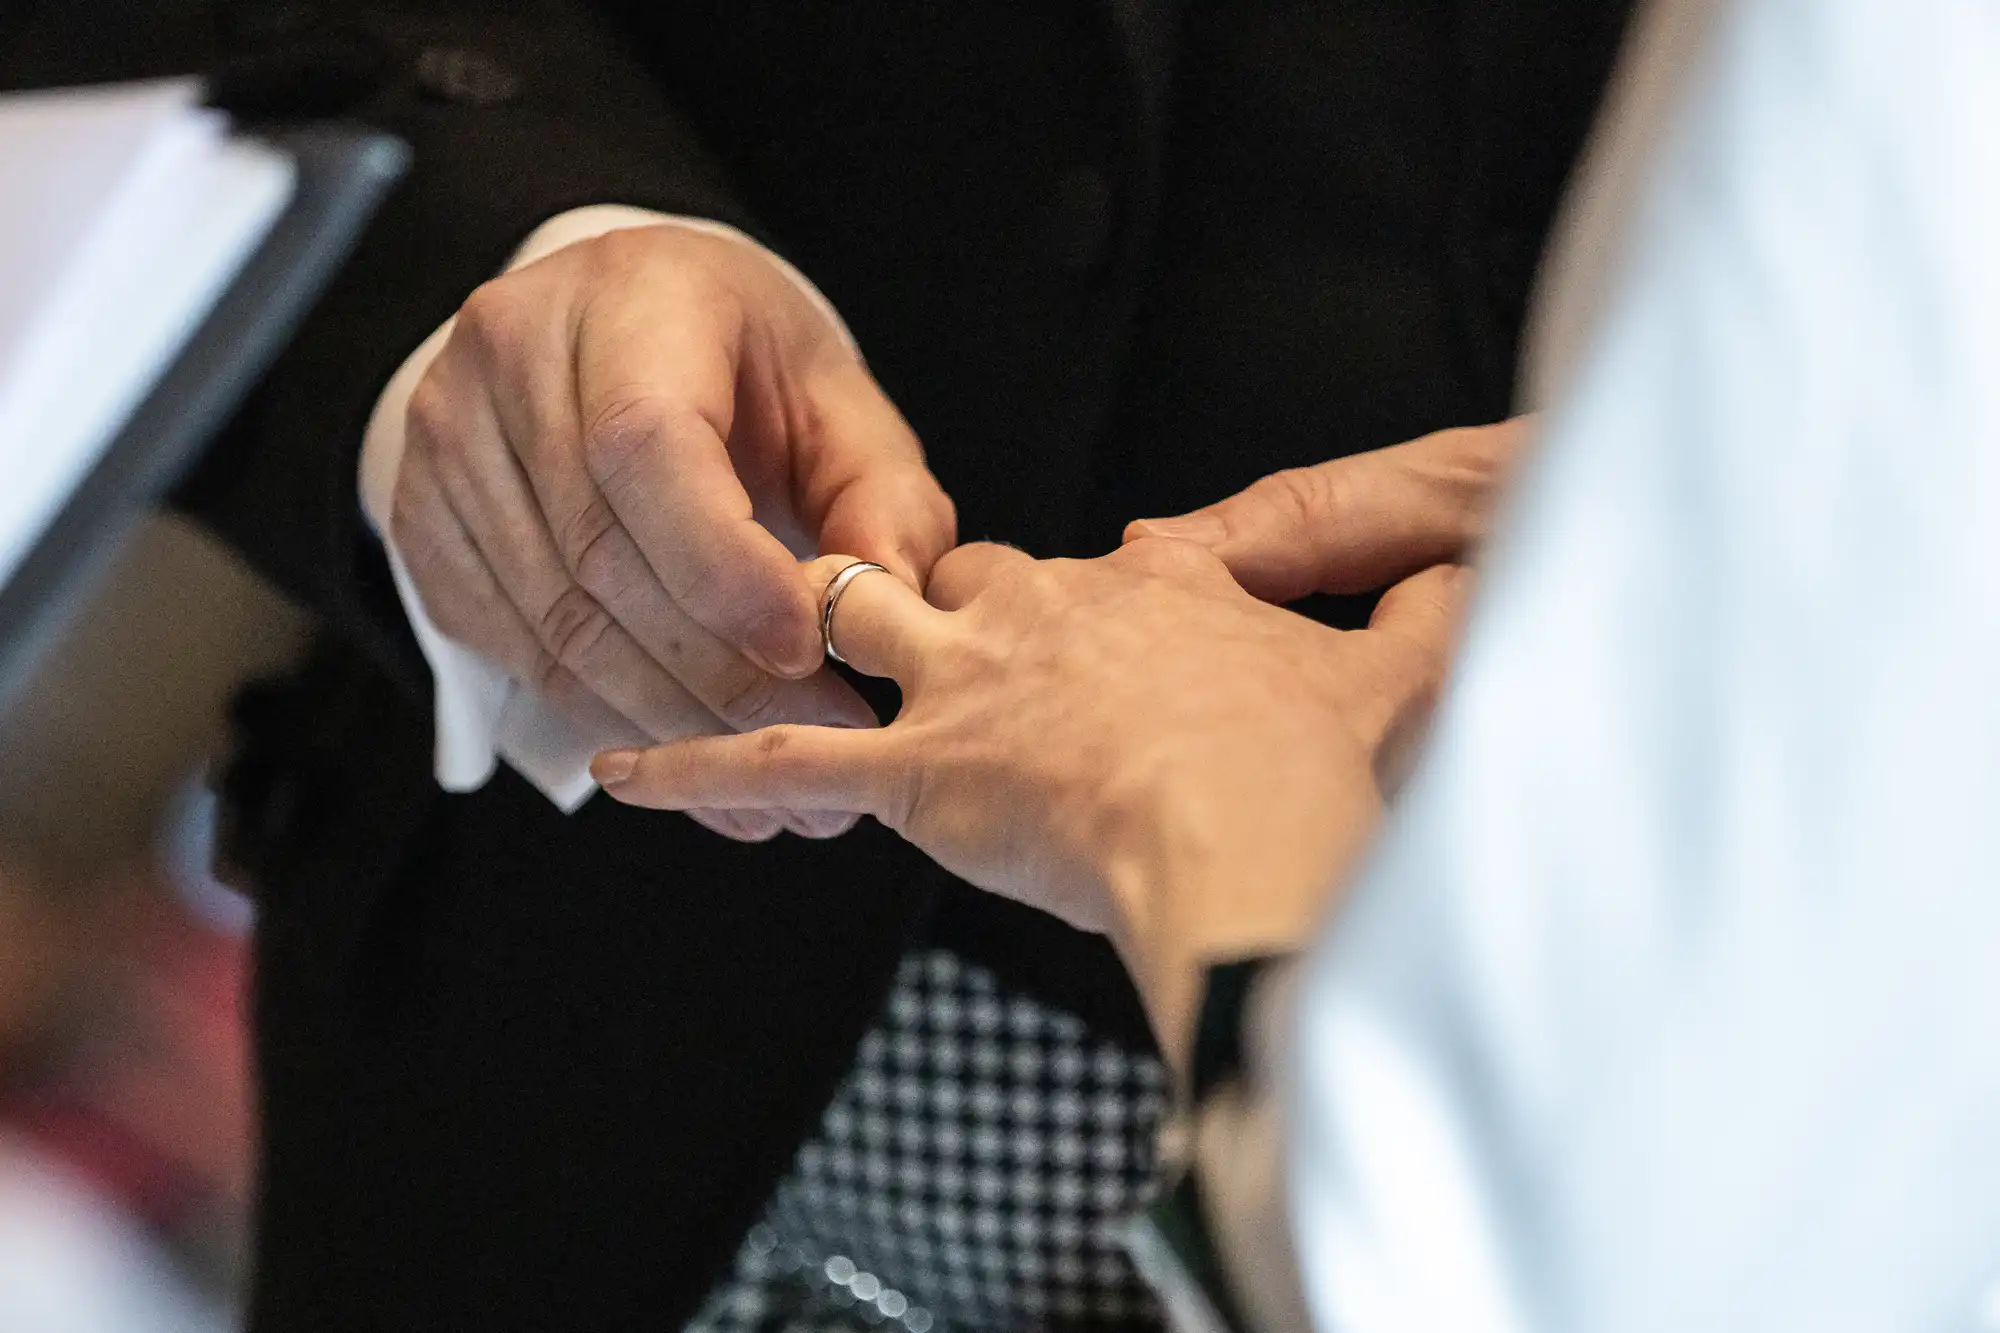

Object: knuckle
[529,650,587,707]
[929,542,978,581]
[404,376,458,457]
[671,556,759,631]
[537,660,604,723]
[557,497,624,589]
[1119,534,1220,578]
[715,667,786,732]
[584,224,669,275]
[386,484,428,558]
[1264,464,1344,528]
[928,487,960,549]
[454,278,515,343]
[749,725,817,783]
[674,586,734,634]
[957,559,1031,612]
[1017,559,1066,598]
[933,632,990,680]
[1261,464,1344,533]
[927,544,986,599]
[584,228,741,314]
[1438,441,1502,542]
[536,584,617,674]
[581,393,682,487]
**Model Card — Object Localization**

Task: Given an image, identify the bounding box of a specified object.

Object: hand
[592,542,1468,1058]
[390,223,956,840]
[1126,417,1529,601]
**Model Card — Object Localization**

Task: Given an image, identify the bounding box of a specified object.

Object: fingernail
[690,809,747,838]
[785,810,859,839]
[1129,513,1224,544]
[747,613,821,679]
[591,749,640,787]
[728,811,785,842]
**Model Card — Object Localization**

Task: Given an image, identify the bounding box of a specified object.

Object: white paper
[0,80,295,592]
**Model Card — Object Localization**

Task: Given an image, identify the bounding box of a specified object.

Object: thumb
[1124,465,1347,603]
[1125,423,1522,603]
[798,366,959,589]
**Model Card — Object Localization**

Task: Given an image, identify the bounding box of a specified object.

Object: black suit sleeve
[159,0,760,690]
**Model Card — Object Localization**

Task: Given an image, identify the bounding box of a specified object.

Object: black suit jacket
[2,1,1630,1327]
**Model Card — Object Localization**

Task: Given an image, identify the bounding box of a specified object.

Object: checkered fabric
[685,948,1172,1333]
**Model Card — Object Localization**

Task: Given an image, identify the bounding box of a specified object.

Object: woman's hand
[592,539,1466,1058]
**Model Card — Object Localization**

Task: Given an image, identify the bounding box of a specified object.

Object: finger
[606,522,880,732]
[532,499,878,733]
[406,432,842,836]
[396,447,646,737]
[797,363,959,588]
[593,726,904,823]
[784,810,864,840]
[804,555,951,683]
[575,294,823,678]
[413,370,725,744]
[925,541,1035,612]
[461,306,876,735]
[407,440,831,834]
[1123,423,1523,602]
[1107,534,1239,587]
[688,808,786,842]
[1368,563,1473,659]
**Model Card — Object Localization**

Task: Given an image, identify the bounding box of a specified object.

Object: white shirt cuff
[356,205,856,811]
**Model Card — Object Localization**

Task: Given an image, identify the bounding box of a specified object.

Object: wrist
[1098,783,1377,1079]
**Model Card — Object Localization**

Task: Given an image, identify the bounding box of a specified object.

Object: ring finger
[806,556,950,684]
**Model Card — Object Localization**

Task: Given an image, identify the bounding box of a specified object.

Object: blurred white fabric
[0,1139,229,1333]
[1283,0,2000,1329]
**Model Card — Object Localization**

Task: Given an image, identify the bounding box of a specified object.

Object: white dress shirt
[357,206,854,811]
[1242,0,2000,1328]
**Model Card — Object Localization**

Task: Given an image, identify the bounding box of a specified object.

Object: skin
[390,213,1525,848]
[1125,417,1528,601]
[593,543,1470,1072]
[391,224,955,841]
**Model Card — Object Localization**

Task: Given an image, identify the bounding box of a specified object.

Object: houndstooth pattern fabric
[685,948,1171,1333]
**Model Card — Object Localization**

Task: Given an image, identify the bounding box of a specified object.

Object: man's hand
[1124,418,1530,602]
[390,223,956,838]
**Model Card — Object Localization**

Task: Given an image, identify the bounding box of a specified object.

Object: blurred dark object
[209,29,390,121]
[0,516,308,884]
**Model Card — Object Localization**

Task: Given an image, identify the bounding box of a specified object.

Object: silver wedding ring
[820,560,890,666]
